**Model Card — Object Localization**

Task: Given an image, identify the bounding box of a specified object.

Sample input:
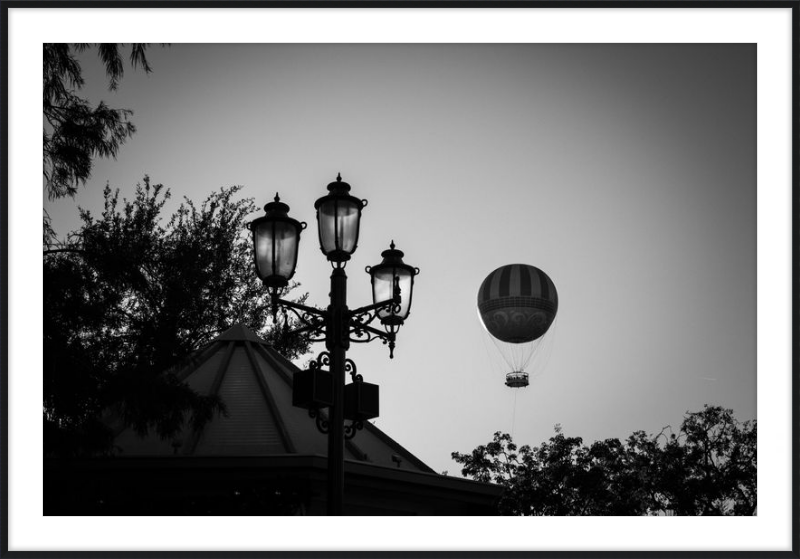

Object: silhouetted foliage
[43,43,157,201]
[451,405,756,515]
[44,178,311,456]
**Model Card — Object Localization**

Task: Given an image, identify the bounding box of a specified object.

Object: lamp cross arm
[349,321,395,343]
[284,321,326,339]
[348,321,397,358]
[272,297,328,319]
[272,297,327,339]
[348,295,399,320]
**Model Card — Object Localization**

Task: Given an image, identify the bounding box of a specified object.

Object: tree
[43,178,311,456]
[657,406,757,515]
[451,405,756,515]
[43,43,155,201]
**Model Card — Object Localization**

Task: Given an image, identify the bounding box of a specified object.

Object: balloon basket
[505,371,529,388]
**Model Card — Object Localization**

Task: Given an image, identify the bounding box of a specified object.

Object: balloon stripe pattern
[477,264,558,344]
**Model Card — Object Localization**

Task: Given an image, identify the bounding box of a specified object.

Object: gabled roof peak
[111,321,435,474]
[215,323,268,344]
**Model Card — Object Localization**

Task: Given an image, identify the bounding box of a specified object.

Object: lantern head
[249,194,306,288]
[314,174,367,265]
[366,241,419,333]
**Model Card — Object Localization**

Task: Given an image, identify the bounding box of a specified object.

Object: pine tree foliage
[43,43,155,200]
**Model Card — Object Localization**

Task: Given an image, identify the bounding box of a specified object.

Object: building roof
[111,323,435,474]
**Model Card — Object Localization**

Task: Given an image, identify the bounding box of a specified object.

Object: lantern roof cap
[263,192,290,215]
[314,174,366,211]
[326,172,351,193]
[373,241,418,276]
[380,240,404,260]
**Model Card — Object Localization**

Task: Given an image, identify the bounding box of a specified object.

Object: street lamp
[366,241,420,335]
[315,173,367,264]
[249,194,306,289]
[249,174,418,516]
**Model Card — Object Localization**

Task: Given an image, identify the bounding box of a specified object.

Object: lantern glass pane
[318,198,360,256]
[372,268,393,312]
[255,220,298,281]
[254,222,275,279]
[374,267,414,320]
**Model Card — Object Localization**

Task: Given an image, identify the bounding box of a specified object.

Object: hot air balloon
[477,263,558,388]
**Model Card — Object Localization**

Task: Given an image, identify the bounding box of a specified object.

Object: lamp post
[249,174,419,516]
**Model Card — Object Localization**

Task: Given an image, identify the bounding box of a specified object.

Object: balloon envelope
[477,264,558,343]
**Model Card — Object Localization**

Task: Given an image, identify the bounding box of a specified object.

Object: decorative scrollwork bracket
[308,407,330,435]
[344,420,364,440]
[347,311,397,358]
[345,358,362,383]
[309,351,331,372]
[270,295,328,341]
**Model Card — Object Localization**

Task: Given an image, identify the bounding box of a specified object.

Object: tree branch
[43,248,85,256]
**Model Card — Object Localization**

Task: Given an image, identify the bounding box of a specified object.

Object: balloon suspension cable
[511,389,518,440]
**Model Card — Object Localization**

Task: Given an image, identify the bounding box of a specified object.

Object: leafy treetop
[451,405,756,516]
[44,178,311,456]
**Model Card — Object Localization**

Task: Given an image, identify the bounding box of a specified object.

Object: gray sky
[45,44,756,475]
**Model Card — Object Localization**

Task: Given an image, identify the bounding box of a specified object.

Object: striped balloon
[477,264,558,343]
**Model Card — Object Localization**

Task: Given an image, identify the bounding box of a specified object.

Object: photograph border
[1,1,797,557]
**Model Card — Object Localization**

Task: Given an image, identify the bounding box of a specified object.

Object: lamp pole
[249,174,419,516]
[327,266,347,515]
